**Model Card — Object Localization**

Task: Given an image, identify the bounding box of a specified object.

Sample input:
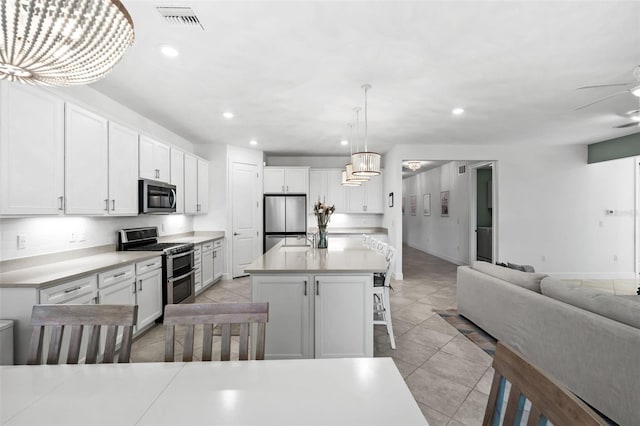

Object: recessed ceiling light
[222,112,234,119]
[340,140,348,146]
[249,140,258,146]
[452,108,465,115]
[160,45,179,57]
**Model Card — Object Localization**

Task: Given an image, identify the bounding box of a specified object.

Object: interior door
[232,162,259,277]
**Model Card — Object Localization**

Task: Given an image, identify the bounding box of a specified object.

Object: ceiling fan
[614,109,640,128]
[575,65,640,110]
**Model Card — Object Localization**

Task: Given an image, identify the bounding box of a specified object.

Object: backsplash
[0,215,193,261]
[307,213,383,228]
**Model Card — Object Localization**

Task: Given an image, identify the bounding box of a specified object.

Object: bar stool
[373,246,396,350]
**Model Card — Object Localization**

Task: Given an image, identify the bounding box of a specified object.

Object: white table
[1,358,428,425]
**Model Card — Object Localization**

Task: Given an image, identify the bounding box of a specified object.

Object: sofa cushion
[541,278,640,329]
[471,261,547,293]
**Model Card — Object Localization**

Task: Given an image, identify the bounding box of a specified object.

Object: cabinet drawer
[194,245,201,254]
[40,275,97,304]
[135,256,162,275]
[202,241,214,251]
[98,265,135,289]
[213,239,223,249]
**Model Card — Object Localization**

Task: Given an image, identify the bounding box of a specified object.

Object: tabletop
[1,357,428,426]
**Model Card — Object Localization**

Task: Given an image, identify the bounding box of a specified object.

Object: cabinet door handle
[139,279,143,292]
[132,282,136,294]
[146,263,156,267]
[64,286,82,293]
[286,185,289,192]
[111,200,115,211]
[113,272,126,278]
[281,185,285,192]
[316,280,319,296]
[58,196,64,211]
[104,199,109,211]
[304,280,307,296]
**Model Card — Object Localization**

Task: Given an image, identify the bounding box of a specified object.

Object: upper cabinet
[184,153,209,215]
[0,82,65,215]
[108,122,139,215]
[344,173,383,213]
[65,104,109,215]
[170,148,185,214]
[264,167,309,194]
[308,169,345,213]
[139,135,170,183]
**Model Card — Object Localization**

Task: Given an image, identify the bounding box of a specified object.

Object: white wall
[402,162,470,265]
[383,144,637,280]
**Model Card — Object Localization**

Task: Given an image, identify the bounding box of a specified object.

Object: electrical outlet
[70,232,77,242]
[17,234,26,249]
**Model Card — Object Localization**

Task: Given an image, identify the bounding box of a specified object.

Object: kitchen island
[245,238,387,359]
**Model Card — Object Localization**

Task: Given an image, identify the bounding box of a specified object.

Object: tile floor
[131,245,491,425]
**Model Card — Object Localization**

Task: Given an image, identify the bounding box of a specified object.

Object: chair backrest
[483,342,607,426]
[27,304,138,365]
[164,302,269,362]
[362,234,371,247]
[384,246,395,287]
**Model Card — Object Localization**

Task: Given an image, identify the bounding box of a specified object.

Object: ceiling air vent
[156,7,204,30]
[458,164,467,175]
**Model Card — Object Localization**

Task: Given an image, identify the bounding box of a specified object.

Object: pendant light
[351,84,381,176]
[407,161,422,171]
[341,123,362,187]
[0,0,135,86]
[346,110,368,183]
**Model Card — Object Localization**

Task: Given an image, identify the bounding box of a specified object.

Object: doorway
[230,161,260,278]
[470,161,498,264]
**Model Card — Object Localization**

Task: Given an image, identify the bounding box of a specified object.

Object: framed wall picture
[423,193,431,216]
[410,195,417,216]
[440,190,449,216]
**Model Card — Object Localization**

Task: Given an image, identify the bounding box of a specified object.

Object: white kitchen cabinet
[213,239,224,282]
[170,148,185,214]
[0,82,65,215]
[252,275,312,359]
[308,169,345,212]
[344,174,383,213]
[194,244,202,293]
[139,135,170,183]
[108,122,139,215]
[201,241,214,288]
[135,267,163,332]
[314,275,373,358]
[263,167,309,194]
[65,103,109,215]
[251,273,372,359]
[184,154,209,215]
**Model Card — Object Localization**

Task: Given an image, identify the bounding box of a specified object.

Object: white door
[252,275,312,359]
[197,158,209,214]
[314,275,373,358]
[136,269,163,331]
[284,168,308,194]
[170,148,185,214]
[232,162,259,277]
[263,167,285,193]
[108,122,138,215]
[0,82,65,215]
[65,104,109,214]
[184,154,198,214]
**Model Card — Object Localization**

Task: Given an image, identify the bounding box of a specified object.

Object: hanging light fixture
[341,123,362,187]
[407,161,422,171]
[0,0,135,86]
[352,84,381,176]
[346,110,368,184]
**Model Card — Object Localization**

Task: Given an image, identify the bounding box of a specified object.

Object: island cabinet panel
[314,275,373,358]
[252,275,313,359]
[251,273,373,359]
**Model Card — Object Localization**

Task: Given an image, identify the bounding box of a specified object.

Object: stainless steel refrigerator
[264,194,307,252]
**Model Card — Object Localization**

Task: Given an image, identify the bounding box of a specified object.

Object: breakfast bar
[245,238,387,359]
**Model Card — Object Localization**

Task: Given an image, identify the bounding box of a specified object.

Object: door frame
[635,157,639,277]
[469,161,498,264]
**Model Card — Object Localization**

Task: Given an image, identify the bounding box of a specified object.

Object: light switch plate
[17,234,26,249]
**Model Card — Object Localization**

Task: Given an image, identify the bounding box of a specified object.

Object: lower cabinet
[201,241,214,288]
[135,268,162,332]
[251,274,372,359]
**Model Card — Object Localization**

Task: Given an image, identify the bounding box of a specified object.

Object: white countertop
[0,358,427,426]
[245,238,388,273]
[308,227,387,235]
[159,231,225,245]
[0,251,159,289]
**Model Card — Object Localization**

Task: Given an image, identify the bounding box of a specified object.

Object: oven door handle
[168,269,196,283]
[168,250,194,260]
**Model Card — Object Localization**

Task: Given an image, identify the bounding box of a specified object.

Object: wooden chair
[483,342,607,426]
[27,304,138,365]
[164,302,269,362]
[373,246,396,349]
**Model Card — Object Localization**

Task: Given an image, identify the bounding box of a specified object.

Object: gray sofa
[457,262,640,426]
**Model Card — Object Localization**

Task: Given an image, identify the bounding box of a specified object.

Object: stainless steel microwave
[139,179,176,214]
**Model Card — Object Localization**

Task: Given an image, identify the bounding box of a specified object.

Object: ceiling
[91,1,640,156]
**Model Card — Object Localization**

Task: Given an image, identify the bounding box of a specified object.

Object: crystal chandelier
[0,0,135,86]
[352,84,381,176]
[341,123,363,187]
[407,161,422,171]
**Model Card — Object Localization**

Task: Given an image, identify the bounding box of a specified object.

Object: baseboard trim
[410,244,467,266]
[546,272,638,280]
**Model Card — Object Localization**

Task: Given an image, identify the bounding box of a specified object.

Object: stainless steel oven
[139,179,176,214]
[165,248,195,305]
